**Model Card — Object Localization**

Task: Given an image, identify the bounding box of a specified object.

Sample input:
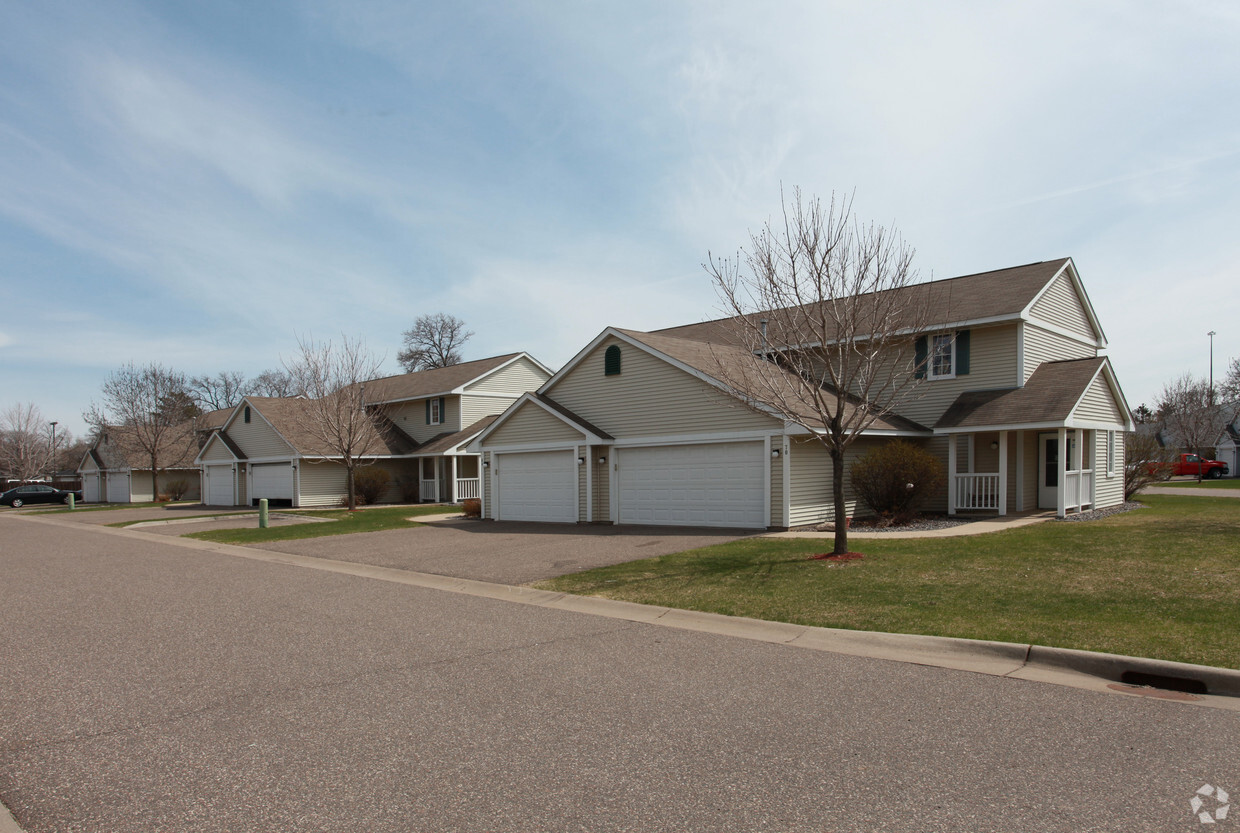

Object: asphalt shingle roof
[934,358,1107,429]
[362,354,526,404]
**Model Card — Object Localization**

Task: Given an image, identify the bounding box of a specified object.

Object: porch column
[1015,431,1025,512]
[998,430,1008,516]
[948,434,958,516]
[449,456,457,503]
[1074,428,1085,511]
[1056,427,1067,518]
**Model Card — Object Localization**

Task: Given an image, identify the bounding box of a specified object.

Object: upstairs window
[431,398,441,424]
[915,330,970,380]
[929,334,955,380]
[604,345,621,376]
[244,406,251,423]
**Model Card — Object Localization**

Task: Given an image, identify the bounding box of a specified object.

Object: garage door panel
[618,442,765,528]
[251,464,293,501]
[105,473,130,503]
[497,451,576,523]
[206,465,235,506]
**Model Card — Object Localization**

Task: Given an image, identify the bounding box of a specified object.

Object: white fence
[954,473,999,511]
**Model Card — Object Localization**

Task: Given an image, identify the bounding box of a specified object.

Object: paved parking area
[15,505,256,526]
[252,518,754,584]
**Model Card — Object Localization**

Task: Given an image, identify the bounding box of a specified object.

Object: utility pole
[49,421,58,481]
[1208,330,1217,404]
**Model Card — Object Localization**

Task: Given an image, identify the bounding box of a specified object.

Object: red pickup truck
[1161,453,1231,479]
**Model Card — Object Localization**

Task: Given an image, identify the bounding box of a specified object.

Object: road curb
[12,512,1240,708]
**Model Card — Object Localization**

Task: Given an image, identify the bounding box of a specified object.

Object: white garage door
[205,465,235,506]
[497,450,577,523]
[618,442,766,528]
[251,463,294,503]
[83,473,101,503]
[105,472,130,503]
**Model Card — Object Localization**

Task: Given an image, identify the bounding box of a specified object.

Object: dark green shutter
[914,336,927,379]
[604,345,621,376]
[438,397,445,422]
[425,400,431,424]
[956,330,970,375]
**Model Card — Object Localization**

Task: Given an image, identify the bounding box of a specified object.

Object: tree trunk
[151,454,159,503]
[830,445,848,555]
[345,460,357,510]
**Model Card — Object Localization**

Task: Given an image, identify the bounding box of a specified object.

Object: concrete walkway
[765,510,1057,540]
[1142,485,1240,498]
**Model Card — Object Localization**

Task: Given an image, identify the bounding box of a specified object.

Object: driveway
[19,504,256,526]
[251,518,753,584]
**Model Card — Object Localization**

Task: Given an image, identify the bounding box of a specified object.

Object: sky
[3,0,1239,438]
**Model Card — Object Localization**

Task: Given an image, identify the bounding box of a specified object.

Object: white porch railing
[420,479,438,502]
[1065,469,1093,511]
[954,473,1000,511]
[455,478,480,501]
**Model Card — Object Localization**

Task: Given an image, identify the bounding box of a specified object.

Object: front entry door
[1038,434,1058,509]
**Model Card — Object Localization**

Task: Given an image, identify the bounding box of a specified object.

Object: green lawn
[535,494,1240,669]
[1153,478,1240,490]
[185,504,453,544]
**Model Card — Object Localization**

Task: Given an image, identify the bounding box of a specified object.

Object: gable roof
[472,392,615,449]
[85,422,200,471]
[412,416,502,456]
[933,357,1128,431]
[652,258,1094,346]
[197,408,232,432]
[362,353,550,405]
[230,396,415,458]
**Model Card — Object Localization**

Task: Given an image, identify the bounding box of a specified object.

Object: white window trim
[431,398,441,425]
[928,333,956,380]
[1106,431,1115,476]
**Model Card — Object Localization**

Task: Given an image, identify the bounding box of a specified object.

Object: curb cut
[12,512,1240,710]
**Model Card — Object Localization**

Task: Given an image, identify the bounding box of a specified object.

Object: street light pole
[1208,330,1217,404]
[49,421,58,482]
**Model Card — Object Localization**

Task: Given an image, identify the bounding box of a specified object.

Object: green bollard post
[259,498,269,529]
[69,494,75,510]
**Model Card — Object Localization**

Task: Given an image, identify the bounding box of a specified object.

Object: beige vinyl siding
[577,445,587,522]
[200,437,237,462]
[460,395,513,427]
[787,437,881,525]
[545,336,778,437]
[1093,430,1124,509]
[79,455,99,473]
[297,461,349,507]
[465,356,550,395]
[1022,324,1095,382]
[237,466,248,506]
[1072,376,1126,425]
[485,402,587,446]
[227,413,295,459]
[130,469,200,502]
[481,452,492,512]
[896,324,1020,428]
[591,447,611,522]
[770,440,784,528]
[387,397,462,443]
[1020,431,1038,511]
[1028,273,1096,341]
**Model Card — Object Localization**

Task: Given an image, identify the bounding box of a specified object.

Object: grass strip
[535,494,1240,669]
[185,504,453,544]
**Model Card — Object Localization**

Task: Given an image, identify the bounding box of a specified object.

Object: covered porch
[415,453,482,503]
[943,428,1094,518]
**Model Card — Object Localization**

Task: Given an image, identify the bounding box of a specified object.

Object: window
[431,398,441,424]
[244,406,251,424]
[604,345,621,376]
[1107,431,1115,475]
[929,334,955,379]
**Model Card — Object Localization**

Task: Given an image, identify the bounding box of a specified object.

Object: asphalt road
[1,514,1237,832]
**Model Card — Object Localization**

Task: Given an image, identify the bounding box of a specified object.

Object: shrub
[848,440,945,525]
[461,497,481,518]
[164,479,190,501]
[1124,431,1173,500]
[396,476,420,504]
[352,468,392,506]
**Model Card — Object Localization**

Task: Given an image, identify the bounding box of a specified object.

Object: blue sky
[3,0,1239,437]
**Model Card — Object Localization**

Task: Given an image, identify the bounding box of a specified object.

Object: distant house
[1216,418,1240,478]
[195,353,552,507]
[78,423,201,503]
[472,258,1133,527]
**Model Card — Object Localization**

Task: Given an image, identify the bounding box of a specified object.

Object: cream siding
[577,445,587,522]
[129,469,200,502]
[787,438,881,526]
[1029,274,1097,341]
[387,397,463,443]
[896,324,1020,428]
[227,412,295,459]
[485,402,588,447]
[200,437,237,462]
[591,447,611,522]
[297,461,350,507]
[1073,376,1126,425]
[237,466,248,506]
[1022,324,1095,383]
[1093,431,1124,509]
[460,395,512,427]
[465,356,551,395]
[770,439,784,528]
[481,451,492,511]
[545,336,779,437]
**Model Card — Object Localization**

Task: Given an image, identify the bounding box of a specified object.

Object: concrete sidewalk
[765,510,1057,539]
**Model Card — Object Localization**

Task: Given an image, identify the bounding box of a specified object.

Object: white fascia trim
[610,430,780,448]
[1019,258,1108,349]
[936,422,1068,434]
[454,391,523,399]
[1065,360,1136,432]
[1021,319,1103,350]
[470,392,597,450]
[193,431,241,466]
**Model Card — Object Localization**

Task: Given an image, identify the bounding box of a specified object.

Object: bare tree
[249,368,302,398]
[1124,430,1173,499]
[84,363,196,499]
[282,335,388,510]
[189,371,249,411]
[0,402,54,482]
[397,313,473,372]
[705,189,939,555]
[1222,356,1240,406]
[1156,373,1229,481]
